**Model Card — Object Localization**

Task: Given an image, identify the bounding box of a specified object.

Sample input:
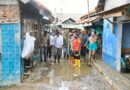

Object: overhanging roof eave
[89,3,130,17]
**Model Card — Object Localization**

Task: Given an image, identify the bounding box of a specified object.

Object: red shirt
[72,38,81,51]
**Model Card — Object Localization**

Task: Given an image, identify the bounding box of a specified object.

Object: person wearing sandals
[88,31,97,66]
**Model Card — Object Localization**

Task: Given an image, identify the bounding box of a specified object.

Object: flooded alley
[0,61,115,90]
[1,0,130,90]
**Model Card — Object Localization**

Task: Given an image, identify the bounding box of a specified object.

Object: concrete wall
[0,23,22,86]
[105,0,130,11]
[0,0,23,86]
[102,18,119,69]
[0,0,19,53]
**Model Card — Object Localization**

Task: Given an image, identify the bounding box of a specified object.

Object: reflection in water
[2,61,115,90]
[24,61,92,88]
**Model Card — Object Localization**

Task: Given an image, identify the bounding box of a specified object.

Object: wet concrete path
[0,60,115,90]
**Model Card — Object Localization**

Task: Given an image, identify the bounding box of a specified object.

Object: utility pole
[86,0,90,27]
[87,0,89,13]
[87,0,90,19]
[53,8,57,23]
[60,0,63,23]
[54,8,56,17]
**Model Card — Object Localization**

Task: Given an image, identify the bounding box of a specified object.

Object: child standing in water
[72,34,81,67]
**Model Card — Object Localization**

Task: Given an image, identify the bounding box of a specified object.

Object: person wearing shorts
[88,31,97,66]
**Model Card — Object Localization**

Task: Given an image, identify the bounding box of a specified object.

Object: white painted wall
[105,0,130,11]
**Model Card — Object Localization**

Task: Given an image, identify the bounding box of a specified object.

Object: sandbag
[22,33,36,59]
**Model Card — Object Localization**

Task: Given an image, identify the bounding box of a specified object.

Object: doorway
[121,22,130,80]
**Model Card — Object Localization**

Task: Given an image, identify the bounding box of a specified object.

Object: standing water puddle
[1,61,115,90]
[23,61,92,89]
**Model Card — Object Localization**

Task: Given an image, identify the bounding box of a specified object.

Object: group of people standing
[63,29,100,67]
[41,28,102,67]
[41,30,64,63]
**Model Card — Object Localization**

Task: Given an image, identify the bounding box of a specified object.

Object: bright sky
[36,0,98,15]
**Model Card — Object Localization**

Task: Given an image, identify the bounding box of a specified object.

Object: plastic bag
[22,33,36,59]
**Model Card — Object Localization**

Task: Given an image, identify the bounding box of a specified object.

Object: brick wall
[0,1,22,86]
[0,5,20,23]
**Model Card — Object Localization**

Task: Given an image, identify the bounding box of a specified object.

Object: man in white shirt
[53,30,63,63]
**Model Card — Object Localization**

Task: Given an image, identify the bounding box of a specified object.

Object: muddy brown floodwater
[0,60,115,90]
